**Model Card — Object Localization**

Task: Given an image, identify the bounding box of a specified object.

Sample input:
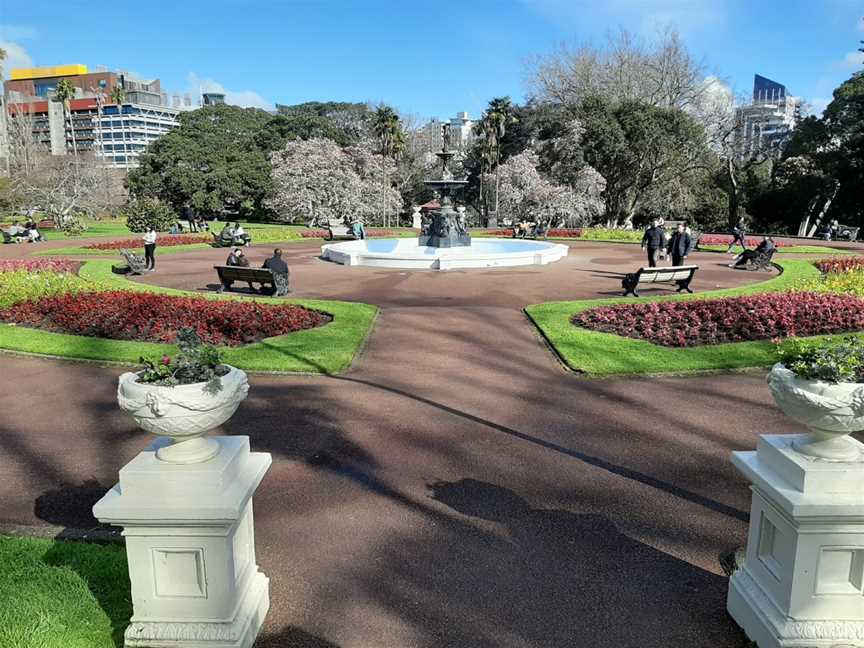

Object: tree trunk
[797,195,820,237]
[67,106,79,172]
[726,158,739,228]
[493,144,501,224]
[807,182,840,237]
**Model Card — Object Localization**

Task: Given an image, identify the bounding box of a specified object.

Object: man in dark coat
[640,219,665,267]
[667,223,692,267]
[262,248,290,295]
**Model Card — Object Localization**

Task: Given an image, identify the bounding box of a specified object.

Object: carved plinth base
[94,436,272,648]
[728,434,864,648]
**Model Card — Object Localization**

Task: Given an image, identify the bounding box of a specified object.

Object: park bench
[622,264,698,297]
[325,219,355,241]
[2,230,18,244]
[214,265,288,295]
[816,223,859,241]
[117,249,148,275]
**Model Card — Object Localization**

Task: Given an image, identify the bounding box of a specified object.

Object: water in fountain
[419,123,471,248]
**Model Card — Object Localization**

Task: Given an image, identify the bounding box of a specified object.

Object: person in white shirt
[143,227,157,270]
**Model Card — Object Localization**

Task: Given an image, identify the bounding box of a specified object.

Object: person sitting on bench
[262,248,290,296]
[6,220,28,241]
[729,236,775,268]
[231,223,250,246]
[26,224,44,242]
[219,223,235,245]
[226,247,254,290]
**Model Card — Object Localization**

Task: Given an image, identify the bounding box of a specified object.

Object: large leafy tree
[372,106,406,227]
[575,96,709,227]
[127,105,274,217]
[474,97,518,225]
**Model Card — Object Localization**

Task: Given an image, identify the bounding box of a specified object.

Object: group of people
[226,246,290,296]
[218,222,251,247]
[3,218,45,243]
[513,219,547,239]
[640,219,694,268]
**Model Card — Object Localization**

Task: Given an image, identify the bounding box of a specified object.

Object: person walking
[727,217,747,253]
[667,223,692,267]
[640,219,665,268]
[143,227,157,271]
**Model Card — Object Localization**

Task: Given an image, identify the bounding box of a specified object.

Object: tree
[54,79,78,168]
[267,138,401,226]
[476,97,518,224]
[573,96,709,227]
[127,105,274,217]
[372,106,406,227]
[109,85,126,168]
[529,29,707,115]
[494,150,601,227]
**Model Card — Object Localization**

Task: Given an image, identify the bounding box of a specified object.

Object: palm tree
[481,97,517,226]
[54,78,78,167]
[373,106,405,227]
[0,48,8,176]
[109,85,126,169]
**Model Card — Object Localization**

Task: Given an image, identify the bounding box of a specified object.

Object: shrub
[0,270,101,308]
[0,258,78,274]
[84,234,211,250]
[124,198,178,233]
[138,328,228,390]
[814,257,864,274]
[699,234,789,248]
[573,292,864,347]
[0,291,332,346]
[777,336,864,383]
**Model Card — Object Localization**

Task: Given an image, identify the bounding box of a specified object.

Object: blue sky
[2,0,862,119]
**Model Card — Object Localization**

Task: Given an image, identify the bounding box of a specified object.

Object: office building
[735,74,802,159]
[5,64,182,168]
[410,111,476,155]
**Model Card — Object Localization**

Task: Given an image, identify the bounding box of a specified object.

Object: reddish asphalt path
[2,238,853,647]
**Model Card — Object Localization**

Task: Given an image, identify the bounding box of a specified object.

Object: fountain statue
[420,123,470,248]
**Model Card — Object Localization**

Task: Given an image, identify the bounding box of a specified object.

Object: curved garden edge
[0,260,378,375]
[524,259,864,377]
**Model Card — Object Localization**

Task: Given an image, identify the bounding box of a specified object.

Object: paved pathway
[1,237,852,647]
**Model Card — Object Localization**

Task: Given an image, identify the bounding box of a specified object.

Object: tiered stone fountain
[419,124,470,248]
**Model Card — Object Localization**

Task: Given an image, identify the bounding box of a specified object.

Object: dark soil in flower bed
[84,235,213,250]
[573,292,864,347]
[0,291,331,346]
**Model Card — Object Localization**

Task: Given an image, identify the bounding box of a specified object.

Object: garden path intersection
[2,238,863,647]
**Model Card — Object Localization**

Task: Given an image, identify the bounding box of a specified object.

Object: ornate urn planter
[117,366,249,464]
[767,362,864,461]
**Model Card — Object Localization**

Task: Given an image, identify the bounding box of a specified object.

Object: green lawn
[0,535,130,648]
[0,260,377,374]
[524,259,855,376]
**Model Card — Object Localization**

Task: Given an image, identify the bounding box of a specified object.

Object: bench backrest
[214,265,274,280]
[636,265,698,283]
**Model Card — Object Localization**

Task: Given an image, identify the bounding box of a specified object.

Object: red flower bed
[0,258,78,273]
[0,291,331,346]
[699,234,789,248]
[814,257,864,274]
[84,235,212,250]
[573,292,864,347]
[299,229,399,238]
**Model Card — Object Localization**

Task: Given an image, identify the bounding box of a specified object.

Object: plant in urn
[768,337,864,461]
[117,328,249,464]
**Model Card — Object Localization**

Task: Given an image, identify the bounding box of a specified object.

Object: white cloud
[809,97,830,116]
[186,72,272,110]
[842,50,864,67]
[0,40,33,74]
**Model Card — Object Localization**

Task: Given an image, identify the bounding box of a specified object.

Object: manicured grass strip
[524,259,844,376]
[700,244,854,255]
[0,260,377,374]
[33,243,213,257]
[0,535,130,648]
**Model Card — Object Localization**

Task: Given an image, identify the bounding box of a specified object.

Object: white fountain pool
[321,237,569,270]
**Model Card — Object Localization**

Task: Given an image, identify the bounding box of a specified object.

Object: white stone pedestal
[93,436,272,648]
[412,206,422,229]
[728,434,864,647]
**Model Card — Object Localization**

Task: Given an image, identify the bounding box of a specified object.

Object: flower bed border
[524,259,864,376]
[0,260,377,374]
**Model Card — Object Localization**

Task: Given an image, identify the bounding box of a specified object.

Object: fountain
[321,124,569,270]
[418,124,470,248]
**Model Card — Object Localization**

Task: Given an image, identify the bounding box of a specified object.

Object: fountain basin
[321,238,569,270]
